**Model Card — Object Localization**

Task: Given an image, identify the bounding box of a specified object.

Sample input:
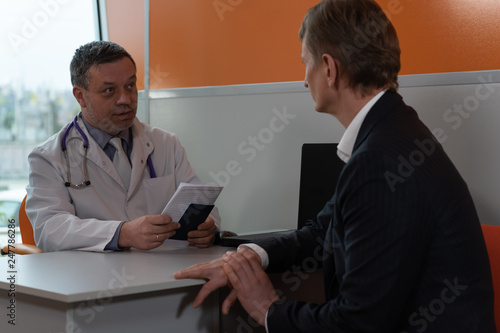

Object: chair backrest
[19,195,36,246]
[481,224,500,331]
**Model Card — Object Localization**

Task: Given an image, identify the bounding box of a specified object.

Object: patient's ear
[322,54,339,88]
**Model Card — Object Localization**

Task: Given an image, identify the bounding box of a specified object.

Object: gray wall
[149,73,500,233]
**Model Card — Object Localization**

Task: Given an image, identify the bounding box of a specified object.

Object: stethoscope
[62,115,157,188]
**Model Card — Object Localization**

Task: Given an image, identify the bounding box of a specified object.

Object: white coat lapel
[129,119,154,194]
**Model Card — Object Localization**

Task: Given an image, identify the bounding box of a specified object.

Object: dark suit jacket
[257,91,496,332]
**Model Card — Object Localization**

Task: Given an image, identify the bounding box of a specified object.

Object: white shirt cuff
[265,309,270,332]
[237,243,269,270]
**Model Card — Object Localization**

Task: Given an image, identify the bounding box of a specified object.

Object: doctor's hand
[118,214,180,251]
[187,217,217,248]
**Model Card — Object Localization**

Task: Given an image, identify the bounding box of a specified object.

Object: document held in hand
[161,182,223,222]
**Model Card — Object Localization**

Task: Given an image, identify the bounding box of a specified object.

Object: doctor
[26,41,220,252]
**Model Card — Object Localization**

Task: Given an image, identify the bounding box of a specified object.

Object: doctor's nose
[116,89,134,105]
[304,79,309,89]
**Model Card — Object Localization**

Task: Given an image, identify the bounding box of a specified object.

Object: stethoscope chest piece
[62,116,92,189]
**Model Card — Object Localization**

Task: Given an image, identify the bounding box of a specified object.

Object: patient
[174,0,496,332]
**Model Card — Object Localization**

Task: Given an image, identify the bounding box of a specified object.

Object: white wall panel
[400,82,500,226]
[150,92,343,233]
[150,80,500,233]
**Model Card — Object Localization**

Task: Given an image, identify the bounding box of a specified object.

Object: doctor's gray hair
[70,41,136,89]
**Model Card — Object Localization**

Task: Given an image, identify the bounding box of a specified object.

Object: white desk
[0,241,230,333]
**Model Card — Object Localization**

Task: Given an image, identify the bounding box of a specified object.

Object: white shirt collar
[337,90,386,162]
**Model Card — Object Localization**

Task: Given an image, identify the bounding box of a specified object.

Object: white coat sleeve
[26,147,122,253]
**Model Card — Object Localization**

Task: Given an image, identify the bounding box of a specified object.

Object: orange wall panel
[378,0,500,75]
[106,0,500,90]
[106,0,145,90]
[149,0,317,89]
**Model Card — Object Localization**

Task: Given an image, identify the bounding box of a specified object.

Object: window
[0,0,98,245]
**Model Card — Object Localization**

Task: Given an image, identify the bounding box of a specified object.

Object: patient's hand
[174,256,237,313]
[223,248,279,325]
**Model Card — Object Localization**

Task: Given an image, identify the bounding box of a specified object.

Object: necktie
[109,137,131,189]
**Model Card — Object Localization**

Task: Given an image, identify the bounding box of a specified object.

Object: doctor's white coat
[26,116,219,252]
